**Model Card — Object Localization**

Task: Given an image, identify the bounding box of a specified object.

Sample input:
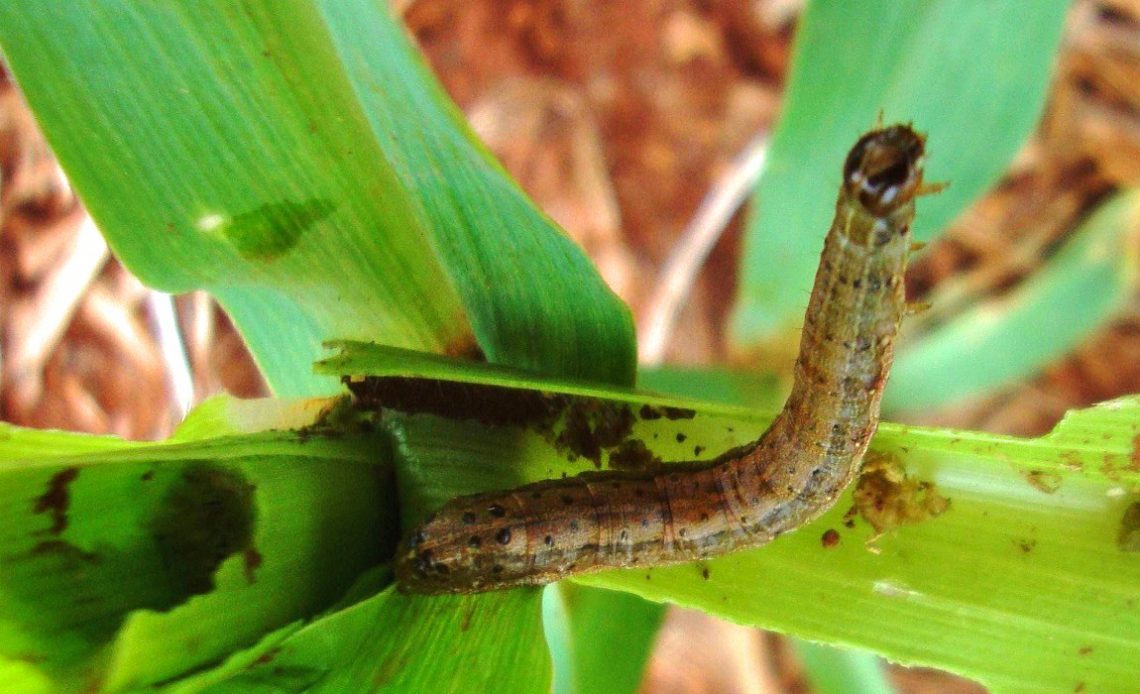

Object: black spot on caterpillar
[395,124,928,593]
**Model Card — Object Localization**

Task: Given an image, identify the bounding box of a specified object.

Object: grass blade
[885,190,1140,412]
[730,0,1068,351]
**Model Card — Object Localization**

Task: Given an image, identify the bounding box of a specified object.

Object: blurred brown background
[4,0,1140,691]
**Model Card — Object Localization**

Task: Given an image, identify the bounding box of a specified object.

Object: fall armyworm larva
[395,124,927,594]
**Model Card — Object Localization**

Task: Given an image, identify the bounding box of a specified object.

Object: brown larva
[395,124,927,594]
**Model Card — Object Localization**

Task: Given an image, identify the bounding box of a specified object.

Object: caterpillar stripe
[395,124,926,594]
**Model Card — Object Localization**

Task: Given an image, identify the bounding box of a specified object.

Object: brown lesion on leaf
[1023,469,1064,494]
[608,438,662,471]
[1059,450,1084,472]
[460,605,476,631]
[1117,501,1140,552]
[249,647,282,668]
[346,376,571,429]
[589,401,637,446]
[1130,432,1140,471]
[150,464,257,595]
[555,399,636,467]
[242,547,263,584]
[296,394,377,441]
[442,331,485,362]
[372,652,411,689]
[821,528,841,548]
[638,404,696,421]
[844,453,950,539]
[26,539,100,564]
[32,467,79,536]
[349,375,662,470]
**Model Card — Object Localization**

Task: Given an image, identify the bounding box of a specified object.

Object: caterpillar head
[843,124,926,218]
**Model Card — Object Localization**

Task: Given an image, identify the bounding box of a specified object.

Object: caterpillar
[395,124,927,594]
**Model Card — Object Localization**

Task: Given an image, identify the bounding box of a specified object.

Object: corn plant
[1,2,1136,693]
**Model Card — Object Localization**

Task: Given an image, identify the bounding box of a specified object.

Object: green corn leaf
[885,190,1140,413]
[545,584,665,694]
[4,340,1139,692]
[793,640,894,694]
[730,0,1069,352]
[332,343,1138,694]
[0,1,634,397]
[638,366,787,413]
[0,398,395,691]
[1,3,637,688]
[170,580,549,694]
